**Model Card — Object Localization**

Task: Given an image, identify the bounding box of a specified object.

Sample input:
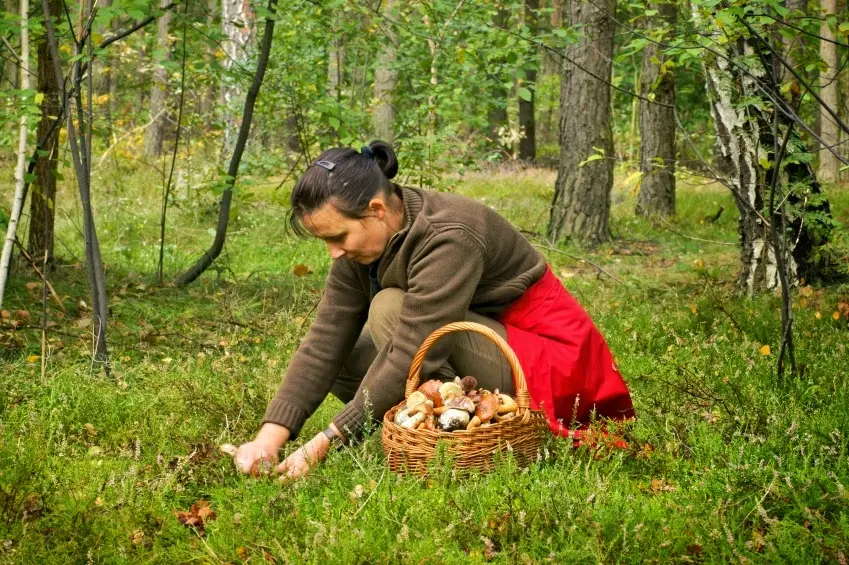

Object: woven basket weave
[382,321,547,475]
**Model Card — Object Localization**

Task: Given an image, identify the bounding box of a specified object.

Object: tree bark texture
[220,0,256,162]
[703,33,833,292]
[28,0,62,264]
[143,0,173,158]
[373,0,398,143]
[547,0,615,247]
[636,0,676,217]
[518,0,539,161]
[818,0,839,182]
[177,0,278,286]
[327,36,344,102]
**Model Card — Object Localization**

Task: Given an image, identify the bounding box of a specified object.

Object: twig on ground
[532,244,624,284]
[655,218,737,246]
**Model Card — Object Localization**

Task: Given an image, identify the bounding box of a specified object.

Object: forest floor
[1,164,849,563]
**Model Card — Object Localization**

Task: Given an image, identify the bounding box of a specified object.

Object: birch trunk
[636,0,676,217]
[373,0,398,143]
[0,0,30,309]
[547,0,615,247]
[220,0,256,162]
[818,0,839,182]
[143,0,173,158]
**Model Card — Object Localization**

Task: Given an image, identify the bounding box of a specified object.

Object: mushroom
[219,443,238,457]
[466,389,483,404]
[406,391,428,411]
[417,380,444,407]
[438,381,463,402]
[494,411,517,423]
[433,405,450,416]
[460,376,478,393]
[497,393,518,415]
[423,415,436,431]
[466,416,482,430]
[408,400,434,416]
[394,408,412,426]
[438,409,470,432]
[475,393,500,423]
[445,396,476,413]
[401,411,426,430]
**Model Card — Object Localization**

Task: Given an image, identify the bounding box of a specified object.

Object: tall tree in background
[27,0,63,263]
[819,0,839,182]
[518,0,539,161]
[373,0,398,143]
[143,0,174,158]
[220,0,256,160]
[327,36,344,102]
[547,0,615,246]
[636,0,676,217]
[537,0,562,149]
[487,6,510,146]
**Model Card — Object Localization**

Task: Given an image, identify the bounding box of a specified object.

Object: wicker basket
[382,321,547,476]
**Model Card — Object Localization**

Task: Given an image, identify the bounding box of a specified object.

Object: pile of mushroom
[393,376,519,432]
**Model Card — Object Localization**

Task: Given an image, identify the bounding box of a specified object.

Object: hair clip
[315,160,335,171]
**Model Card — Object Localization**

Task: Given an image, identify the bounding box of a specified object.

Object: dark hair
[289,140,399,237]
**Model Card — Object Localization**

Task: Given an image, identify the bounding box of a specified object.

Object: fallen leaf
[26,354,39,364]
[75,317,92,329]
[759,344,771,356]
[687,543,703,556]
[689,303,698,315]
[175,500,216,536]
[799,286,814,298]
[129,529,145,545]
[293,264,313,277]
[25,282,40,292]
[695,259,704,269]
[833,311,841,321]
[16,310,30,321]
[0,310,8,321]
[815,311,822,320]
[838,302,849,318]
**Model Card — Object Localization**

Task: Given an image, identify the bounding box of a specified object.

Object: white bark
[819,0,839,182]
[0,0,30,309]
[220,0,256,161]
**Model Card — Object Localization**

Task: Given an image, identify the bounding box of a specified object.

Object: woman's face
[301,198,396,265]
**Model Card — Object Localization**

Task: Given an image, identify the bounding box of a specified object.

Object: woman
[232,141,634,480]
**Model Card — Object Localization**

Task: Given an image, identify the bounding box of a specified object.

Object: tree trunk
[27,0,62,264]
[636,0,676,217]
[487,7,510,146]
[327,36,344,102]
[220,0,256,161]
[518,0,539,161]
[538,0,563,150]
[3,0,19,88]
[0,0,30,309]
[819,0,839,182]
[703,31,833,292]
[199,0,218,116]
[373,0,398,143]
[547,0,615,246]
[177,0,278,286]
[142,0,173,158]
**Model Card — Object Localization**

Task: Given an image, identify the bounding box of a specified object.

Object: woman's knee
[368,288,404,347]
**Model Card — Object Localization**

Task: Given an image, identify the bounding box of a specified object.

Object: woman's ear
[368,197,387,220]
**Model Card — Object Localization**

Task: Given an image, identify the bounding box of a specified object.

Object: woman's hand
[231,423,290,476]
[277,431,332,482]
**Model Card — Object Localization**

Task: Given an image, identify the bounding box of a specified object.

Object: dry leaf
[815,311,822,320]
[689,303,698,315]
[75,317,92,329]
[0,310,8,321]
[293,264,313,277]
[833,311,841,321]
[799,286,814,298]
[481,536,498,561]
[759,344,771,356]
[15,310,30,321]
[695,259,704,269]
[174,500,217,536]
[26,354,39,364]
[25,282,40,291]
[838,302,849,318]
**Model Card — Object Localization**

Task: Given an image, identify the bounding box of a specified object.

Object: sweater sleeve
[331,228,486,441]
[262,258,368,439]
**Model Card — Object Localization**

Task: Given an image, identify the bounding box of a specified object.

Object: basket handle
[404,321,531,413]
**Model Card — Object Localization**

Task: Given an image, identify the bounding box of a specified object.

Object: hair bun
[367,140,398,180]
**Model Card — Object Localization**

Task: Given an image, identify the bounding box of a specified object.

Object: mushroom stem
[466,416,482,430]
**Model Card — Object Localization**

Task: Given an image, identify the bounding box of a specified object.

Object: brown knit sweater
[263,186,547,441]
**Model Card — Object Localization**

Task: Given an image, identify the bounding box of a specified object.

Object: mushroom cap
[408,401,434,416]
[438,409,470,432]
[417,380,445,407]
[438,382,463,402]
[475,393,500,422]
[219,443,238,457]
[497,393,518,414]
[406,391,428,410]
[460,376,478,393]
[445,396,475,413]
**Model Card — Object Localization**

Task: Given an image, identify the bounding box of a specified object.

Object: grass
[1,160,849,563]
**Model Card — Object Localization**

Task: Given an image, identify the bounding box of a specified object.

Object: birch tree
[0,0,30,309]
[818,0,839,182]
[372,0,398,143]
[142,0,174,158]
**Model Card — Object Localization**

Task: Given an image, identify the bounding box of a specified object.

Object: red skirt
[498,266,635,436]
